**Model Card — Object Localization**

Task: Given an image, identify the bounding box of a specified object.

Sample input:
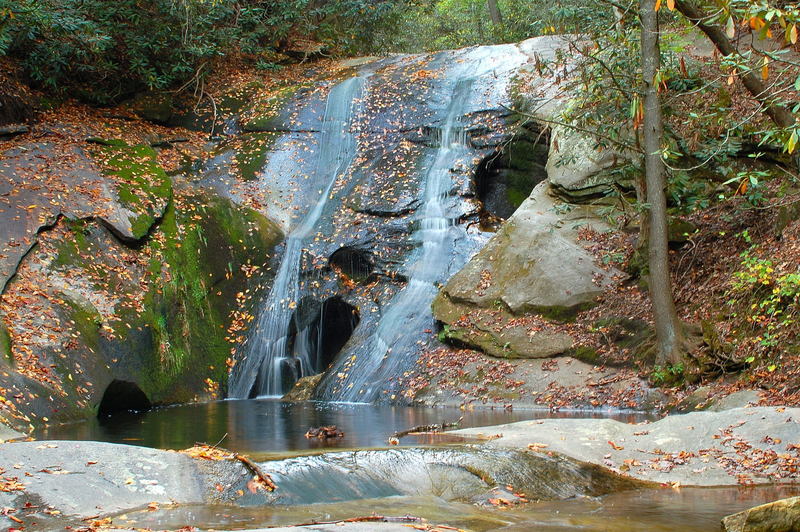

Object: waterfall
[229,75,366,399]
[318,78,475,402]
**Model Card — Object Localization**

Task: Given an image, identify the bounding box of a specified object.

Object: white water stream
[229,75,365,398]
[322,78,474,402]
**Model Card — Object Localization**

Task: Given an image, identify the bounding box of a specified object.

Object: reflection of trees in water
[38,401,652,453]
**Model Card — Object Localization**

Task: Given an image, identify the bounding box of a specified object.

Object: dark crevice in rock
[0,208,69,293]
[316,297,360,370]
[248,128,321,134]
[329,246,374,282]
[97,379,152,418]
[98,194,173,250]
[353,201,420,217]
[475,123,549,223]
[289,296,360,378]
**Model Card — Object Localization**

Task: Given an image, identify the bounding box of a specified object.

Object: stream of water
[39,402,799,531]
[319,79,474,402]
[229,75,366,399]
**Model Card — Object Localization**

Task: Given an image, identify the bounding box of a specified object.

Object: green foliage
[343,0,607,54]
[650,362,685,385]
[0,0,403,102]
[730,242,800,350]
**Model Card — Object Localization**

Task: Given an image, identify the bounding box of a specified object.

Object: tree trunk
[673,0,795,129]
[487,0,503,26]
[640,0,685,366]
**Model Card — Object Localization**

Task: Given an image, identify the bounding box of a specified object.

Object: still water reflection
[37,399,649,455]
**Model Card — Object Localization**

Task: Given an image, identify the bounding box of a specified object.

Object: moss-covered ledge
[0,180,283,429]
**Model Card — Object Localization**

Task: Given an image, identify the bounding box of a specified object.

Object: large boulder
[546,125,627,202]
[722,496,800,532]
[438,183,621,317]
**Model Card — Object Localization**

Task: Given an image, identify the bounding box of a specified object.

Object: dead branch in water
[183,443,276,492]
[389,417,463,442]
[235,452,277,491]
[290,515,427,527]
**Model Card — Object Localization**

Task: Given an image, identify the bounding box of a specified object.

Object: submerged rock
[722,496,800,532]
[237,447,641,507]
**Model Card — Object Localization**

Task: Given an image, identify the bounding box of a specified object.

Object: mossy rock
[128,92,174,124]
[0,321,12,366]
[434,294,573,359]
[91,141,172,240]
[569,345,601,365]
[282,373,322,402]
[668,218,697,244]
[775,200,800,237]
[241,83,311,132]
[230,132,281,181]
[28,190,283,417]
[131,192,282,402]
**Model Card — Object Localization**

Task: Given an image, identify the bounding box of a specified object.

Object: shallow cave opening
[329,246,374,283]
[97,379,151,418]
[291,296,360,374]
[317,297,360,369]
[476,124,550,222]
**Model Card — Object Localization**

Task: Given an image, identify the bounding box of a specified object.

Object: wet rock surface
[454,406,800,486]
[0,438,640,529]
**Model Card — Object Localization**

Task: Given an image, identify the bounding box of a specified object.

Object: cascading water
[229,75,366,399]
[318,78,475,402]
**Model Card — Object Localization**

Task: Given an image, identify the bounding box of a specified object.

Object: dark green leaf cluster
[0,0,402,103]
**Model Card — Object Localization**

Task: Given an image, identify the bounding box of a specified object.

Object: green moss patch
[231,132,281,181]
[91,141,172,240]
[241,83,311,132]
[0,322,12,365]
[133,192,282,401]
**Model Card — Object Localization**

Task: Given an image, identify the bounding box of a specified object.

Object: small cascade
[229,75,366,399]
[319,79,474,402]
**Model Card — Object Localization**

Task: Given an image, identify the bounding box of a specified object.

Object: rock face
[722,496,800,532]
[0,133,283,430]
[429,37,634,365]
[0,141,171,293]
[454,406,800,487]
[432,182,625,360]
[283,373,323,402]
[438,183,620,317]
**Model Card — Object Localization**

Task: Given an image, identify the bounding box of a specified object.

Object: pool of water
[103,486,800,531]
[36,399,650,455]
[36,400,800,531]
